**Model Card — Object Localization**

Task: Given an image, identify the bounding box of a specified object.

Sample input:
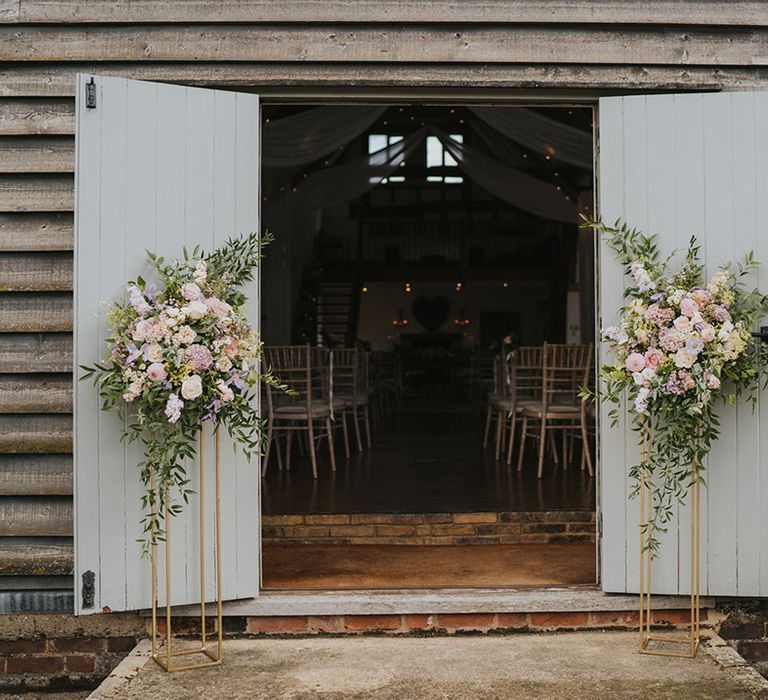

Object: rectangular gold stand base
[639,635,700,659]
[152,646,223,672]
[150,428,224,673]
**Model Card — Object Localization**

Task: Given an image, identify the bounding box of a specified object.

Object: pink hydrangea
[146,362,167,382]
[181,283,202,301]
[134,316,166,343]
[645,303,675,326]
[626,352,645,373]
[186,343,213,371]
[711,305,731,323]
[659,328,684,352]
[679,297,699,318]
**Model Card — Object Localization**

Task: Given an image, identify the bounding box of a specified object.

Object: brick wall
[0,613,145,692]
[169,608,708,636]
[718,600,768,680]
[263,511,596,546]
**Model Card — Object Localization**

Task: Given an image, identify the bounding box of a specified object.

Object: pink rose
[181,283,202,301]
[206,296,232,317]
[644,348,662,369]
[221,336,239,358]
[147,362,167,382]
[673,316,690,331]
[679,297,699,318]
[626,352,645,373]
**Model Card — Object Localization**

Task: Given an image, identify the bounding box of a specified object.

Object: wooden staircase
[316,281,358,346]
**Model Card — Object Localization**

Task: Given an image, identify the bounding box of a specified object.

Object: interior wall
[357,279,550,350]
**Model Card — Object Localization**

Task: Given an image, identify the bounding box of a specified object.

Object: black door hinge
[81,570,95,609]
[85,77,97,109]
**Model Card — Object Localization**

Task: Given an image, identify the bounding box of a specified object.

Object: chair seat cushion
[335,391,369,407]
[273,401,332,418]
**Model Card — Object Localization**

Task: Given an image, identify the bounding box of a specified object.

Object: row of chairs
[261,345,402,479]
[482,344,594,478]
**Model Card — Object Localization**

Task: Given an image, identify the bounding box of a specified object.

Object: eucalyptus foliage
[81,231,287,555]
[583,218,768,554]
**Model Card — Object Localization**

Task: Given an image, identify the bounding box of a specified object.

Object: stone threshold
[165,586,714,618]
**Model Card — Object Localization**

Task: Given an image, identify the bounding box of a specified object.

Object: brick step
[164,608,709,637]
[262,511,596,546]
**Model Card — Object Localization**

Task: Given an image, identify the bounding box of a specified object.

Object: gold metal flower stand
[150,428,223,672]
[638,423,700,658]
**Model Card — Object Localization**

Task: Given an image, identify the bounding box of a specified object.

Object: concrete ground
[99,632,762,699]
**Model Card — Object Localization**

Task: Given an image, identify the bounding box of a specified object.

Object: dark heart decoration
[412,295,451,333]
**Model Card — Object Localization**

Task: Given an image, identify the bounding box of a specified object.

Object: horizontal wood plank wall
[0,2,766,612]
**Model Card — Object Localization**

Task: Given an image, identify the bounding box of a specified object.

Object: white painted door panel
[74,75,261,613]
[599,91,768,596]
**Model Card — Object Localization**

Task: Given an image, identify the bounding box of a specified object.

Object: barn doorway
[258,103,597,590]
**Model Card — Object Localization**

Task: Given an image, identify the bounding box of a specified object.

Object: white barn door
[599,91,768,596]
[74,75,261,613]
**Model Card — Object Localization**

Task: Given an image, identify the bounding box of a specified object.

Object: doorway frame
[255,92,604,604]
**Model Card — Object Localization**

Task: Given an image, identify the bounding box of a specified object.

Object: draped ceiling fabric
[262,106,387,167]
[470,107,593,169]
[289,128,427,211]
[433,129,579,224]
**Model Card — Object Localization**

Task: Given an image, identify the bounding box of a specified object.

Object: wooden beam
[0,213,73,251]
[0,293,73,332]
[8,1,768,26]
[0,175,73,211]
[0,374,72,413]
[1,26,767,66]
[0,537,73,575]
[0,333,72,372]
[0,137,74,173]
[0,455,72,495]
[0,497,72,536]
[0,63,766,98]
[0,252,72,291]
[0,415,72,453]
[0,98,74,135]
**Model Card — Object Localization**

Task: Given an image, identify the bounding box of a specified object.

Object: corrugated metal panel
[0,590,73,613]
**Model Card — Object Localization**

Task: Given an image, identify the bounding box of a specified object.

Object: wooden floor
[262,398,596,515]
[262,542,596,590]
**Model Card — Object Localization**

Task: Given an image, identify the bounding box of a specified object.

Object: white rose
[183,300,208,320]
[674,348,696,369]
[145,343,164,363]
[718,321,734,341]
[641,367,656,382]
[215,356,232,372]
[181,374,203,400]
[133,319,148,341]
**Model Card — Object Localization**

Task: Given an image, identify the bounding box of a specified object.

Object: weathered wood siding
[0,1,766,611]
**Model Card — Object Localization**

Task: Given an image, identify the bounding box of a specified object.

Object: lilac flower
[125,342,148,365]
[685,337,704,355]
[164,393,184,423]
[144,283,158,302]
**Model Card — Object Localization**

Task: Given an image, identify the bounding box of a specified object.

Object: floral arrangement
[585,218,768,553]
[81,231,285,552]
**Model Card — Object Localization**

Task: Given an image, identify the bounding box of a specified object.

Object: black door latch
[751,326,768,342]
